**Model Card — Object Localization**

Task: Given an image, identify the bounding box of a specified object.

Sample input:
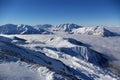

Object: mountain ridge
[0,23,117,37]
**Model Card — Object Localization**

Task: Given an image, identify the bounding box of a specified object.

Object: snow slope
[2,35,119,80]
[0,36,79,80]
[7,33,120,74]
[44,37,109,67]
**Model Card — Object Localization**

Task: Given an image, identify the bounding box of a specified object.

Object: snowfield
[0,24,120,80]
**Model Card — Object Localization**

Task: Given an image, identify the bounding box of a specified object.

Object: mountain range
[0,23,117,37]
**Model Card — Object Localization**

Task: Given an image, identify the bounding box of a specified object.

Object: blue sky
[0,0,120,26]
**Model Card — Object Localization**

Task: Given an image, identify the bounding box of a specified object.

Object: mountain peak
[72,26,114,36]
[53,23,82,32]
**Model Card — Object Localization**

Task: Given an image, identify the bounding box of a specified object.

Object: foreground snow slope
[0,36,80,80]
[1,34,119,80]
[10,32,120,75]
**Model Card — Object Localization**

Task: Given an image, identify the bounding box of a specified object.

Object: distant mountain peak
[53,23,82,32]
[72,26,114,36]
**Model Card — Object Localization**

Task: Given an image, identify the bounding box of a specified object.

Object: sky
[0,0,120,26]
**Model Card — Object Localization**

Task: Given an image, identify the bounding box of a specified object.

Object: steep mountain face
[52,24,82,32]
[0,24,52,34]
[72,26,114,37]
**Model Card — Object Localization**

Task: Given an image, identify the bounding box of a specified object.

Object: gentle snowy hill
[72,26,114,37]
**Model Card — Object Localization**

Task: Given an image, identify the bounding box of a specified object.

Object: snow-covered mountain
[45,37,108,66]
[0,23,120,80]
[0,24,19,34]
[72,26,114,37]
[34,24,53,30]
[16,24,40,34]
[0,24,117,37]
[52,23,82,32]
[0,24,52,34]
[0,36,78,80]
[0,35,119,80]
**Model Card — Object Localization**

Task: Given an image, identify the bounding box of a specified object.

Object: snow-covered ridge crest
[72,26,113,36]
[45,37,108,66]
[0,24,52,34]
[34,24,53,30]
[52,23,82,32]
